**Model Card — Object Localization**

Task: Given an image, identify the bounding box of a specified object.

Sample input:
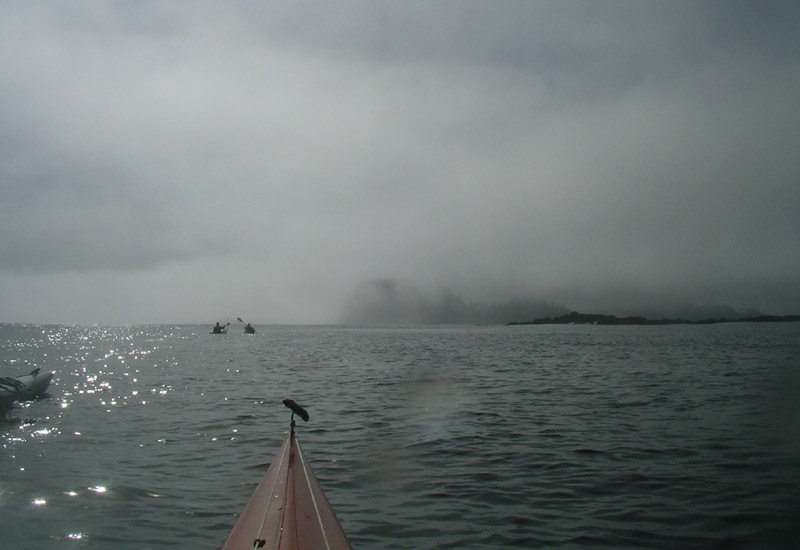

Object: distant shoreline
[507,311,800,326]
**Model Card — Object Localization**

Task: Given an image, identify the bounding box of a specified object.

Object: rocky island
[508,311,800,326]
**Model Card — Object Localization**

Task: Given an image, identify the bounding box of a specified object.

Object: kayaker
[212,322,225,334]
[244,323,255,334]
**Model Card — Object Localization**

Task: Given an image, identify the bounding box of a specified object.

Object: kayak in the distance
[222,400,353,550]
[239,318,256,334]
[212,322,230,334]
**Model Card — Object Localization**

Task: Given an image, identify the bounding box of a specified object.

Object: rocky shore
[508,311,800,326]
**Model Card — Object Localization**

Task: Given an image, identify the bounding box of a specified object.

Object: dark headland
[507,311,800,326]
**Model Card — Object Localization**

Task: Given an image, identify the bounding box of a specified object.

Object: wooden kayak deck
[222,431,353,550]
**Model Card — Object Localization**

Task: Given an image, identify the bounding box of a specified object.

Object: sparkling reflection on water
[1,323,799,549]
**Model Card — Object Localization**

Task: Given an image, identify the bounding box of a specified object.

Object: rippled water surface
[1,323,799,549]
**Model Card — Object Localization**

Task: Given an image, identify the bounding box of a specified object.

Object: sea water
[1,323,798,549]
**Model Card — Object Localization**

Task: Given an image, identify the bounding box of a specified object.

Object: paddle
[283,399,309,422]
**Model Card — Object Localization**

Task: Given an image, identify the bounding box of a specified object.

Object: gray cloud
[342,278,569,325]
[1,1,798,323]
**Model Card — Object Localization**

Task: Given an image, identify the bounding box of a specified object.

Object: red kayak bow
[222,401,353,550]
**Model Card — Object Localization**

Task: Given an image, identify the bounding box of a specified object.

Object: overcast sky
[1,1,798,324]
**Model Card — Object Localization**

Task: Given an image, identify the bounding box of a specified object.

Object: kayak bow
[0,368,53,412]
[222,401,353,550]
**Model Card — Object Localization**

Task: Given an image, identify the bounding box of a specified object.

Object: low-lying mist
[340,278,767,325]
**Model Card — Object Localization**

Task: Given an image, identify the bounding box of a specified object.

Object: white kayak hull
[0,369,53,410]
